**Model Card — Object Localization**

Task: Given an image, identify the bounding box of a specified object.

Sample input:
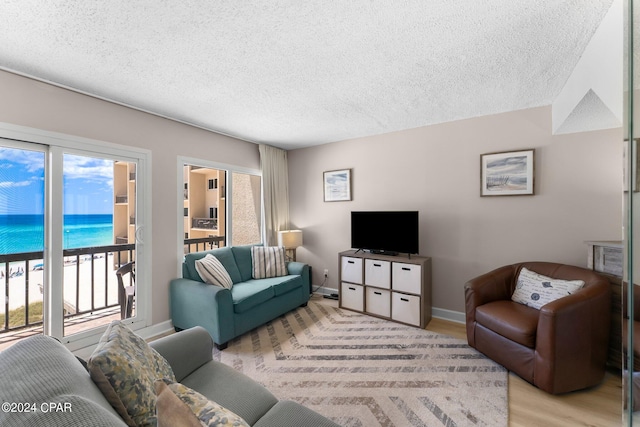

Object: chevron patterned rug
[213,295,508,427]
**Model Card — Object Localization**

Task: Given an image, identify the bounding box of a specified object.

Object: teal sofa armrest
[169,278,235,347]
[286,261,306,275]
[149,326,213,382]
[287,262,311,299]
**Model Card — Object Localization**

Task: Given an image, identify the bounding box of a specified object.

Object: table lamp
[277,230,303,261]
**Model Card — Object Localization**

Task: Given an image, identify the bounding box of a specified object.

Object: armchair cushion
[511,267,585,310]
[475,300,539,348]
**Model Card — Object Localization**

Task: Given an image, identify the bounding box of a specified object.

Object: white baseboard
[432,307,466,324]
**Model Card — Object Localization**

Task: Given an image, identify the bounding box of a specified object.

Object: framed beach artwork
[480,149,535,196]
[323,169,352,202]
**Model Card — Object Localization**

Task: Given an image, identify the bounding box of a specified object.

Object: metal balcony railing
[0,243,135,335]
[184,236,225,254]
[192,218,218,230]
[1,235,226,339]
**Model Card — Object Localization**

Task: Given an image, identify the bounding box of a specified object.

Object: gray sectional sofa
[170,244,311,349]
[0,326,339,427]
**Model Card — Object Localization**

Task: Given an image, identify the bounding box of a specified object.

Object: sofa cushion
[195,254,234,289]
[254,400,341,427]
[180,360,278,426]
[0,335,127,427]
[155,380,249,427]
[243,275,301,297]
[185,247,242,284]
[251,246,288,279]
[512,267,585,310]
[475,300,539,348]
[87,321,176,427]
[231,282,276,313]
[232,245,258,282]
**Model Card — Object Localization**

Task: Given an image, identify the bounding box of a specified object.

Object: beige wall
[288,106,623,315]
[0,68,623,322]
[0,70,260,325]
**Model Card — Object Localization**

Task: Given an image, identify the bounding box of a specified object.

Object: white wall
[0,70,260,324]
[288,106,623,315]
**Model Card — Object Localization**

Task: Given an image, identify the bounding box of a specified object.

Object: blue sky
[0,147,114,215]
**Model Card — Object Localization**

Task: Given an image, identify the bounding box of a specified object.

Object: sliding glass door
[0,141,46,349]
[0,137,148,349]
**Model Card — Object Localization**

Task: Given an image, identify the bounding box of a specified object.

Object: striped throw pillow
[194,254,233,289]
[251,246,288,279]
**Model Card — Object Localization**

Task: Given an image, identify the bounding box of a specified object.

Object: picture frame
[323,169,352,202]
[480,149,535,196]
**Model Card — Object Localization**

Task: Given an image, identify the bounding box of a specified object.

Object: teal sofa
[170,245,311,349]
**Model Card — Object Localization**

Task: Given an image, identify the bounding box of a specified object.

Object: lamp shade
[278,230,303,248]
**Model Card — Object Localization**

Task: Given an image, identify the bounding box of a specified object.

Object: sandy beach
[1,254,122,314]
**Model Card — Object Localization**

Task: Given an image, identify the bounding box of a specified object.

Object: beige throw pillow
[511,267,585,310]
[251,246,288,279]
[195,254,234,289]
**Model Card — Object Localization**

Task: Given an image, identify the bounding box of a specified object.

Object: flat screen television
[351,211,419,255]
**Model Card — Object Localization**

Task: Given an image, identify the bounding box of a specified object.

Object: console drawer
[391,292,421,326]
[365,259,391,288]
[341,282,364,311]
[341,256,363,284]
[365,287,390,317]
[392,262,421,294]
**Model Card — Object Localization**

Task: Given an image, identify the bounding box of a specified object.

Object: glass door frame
[177,156,263,275]
[0,122,152,351]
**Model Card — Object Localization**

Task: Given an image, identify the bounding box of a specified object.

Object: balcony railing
[0,243,135,335]
[184,236,225,254]
[1,235,225,343]
[192,218,218,230]
[115,195,128,204]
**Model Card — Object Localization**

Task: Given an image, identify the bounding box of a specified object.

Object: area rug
[214,295,508,427]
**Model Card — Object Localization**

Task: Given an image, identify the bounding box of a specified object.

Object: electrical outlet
[323,269,329,277]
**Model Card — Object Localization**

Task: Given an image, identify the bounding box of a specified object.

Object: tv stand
[338,250,432,328]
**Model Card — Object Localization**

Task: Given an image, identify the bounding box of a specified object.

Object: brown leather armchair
[465,262,611,394]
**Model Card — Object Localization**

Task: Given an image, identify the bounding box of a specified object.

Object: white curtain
[259,144,290,246]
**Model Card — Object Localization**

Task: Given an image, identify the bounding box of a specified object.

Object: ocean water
[0,214,114,255]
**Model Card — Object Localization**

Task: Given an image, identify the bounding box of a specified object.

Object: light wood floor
[426,318,623,427]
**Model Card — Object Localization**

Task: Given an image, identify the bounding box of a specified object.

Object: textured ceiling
[0,1,615,149]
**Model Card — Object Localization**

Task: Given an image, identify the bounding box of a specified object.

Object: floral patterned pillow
[88,321,176,427]
[155,380,249,427]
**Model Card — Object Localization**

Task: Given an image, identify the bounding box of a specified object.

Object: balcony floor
[0,306,122,351]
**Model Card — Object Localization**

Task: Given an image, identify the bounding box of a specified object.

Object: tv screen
[351,211,419,255]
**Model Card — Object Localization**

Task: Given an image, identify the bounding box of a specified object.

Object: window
[0,128,150,351]
[181,160,262,254]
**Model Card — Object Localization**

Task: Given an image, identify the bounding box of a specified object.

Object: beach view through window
[0,145,45,344]
[0,143,138,348]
